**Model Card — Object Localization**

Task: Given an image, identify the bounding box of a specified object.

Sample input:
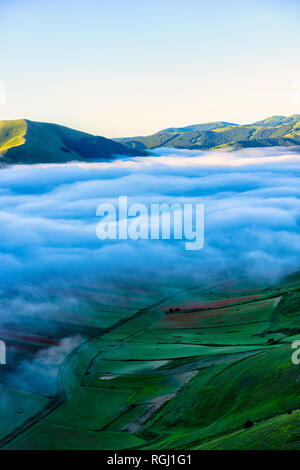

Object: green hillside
[0,119,27,151]
[2,115,300,164]
[0,119,145,164]
[116,114,300,151]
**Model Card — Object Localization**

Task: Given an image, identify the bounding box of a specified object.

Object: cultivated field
[1,273,300,450]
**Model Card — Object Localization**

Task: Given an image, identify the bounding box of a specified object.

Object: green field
[2,274,300,450]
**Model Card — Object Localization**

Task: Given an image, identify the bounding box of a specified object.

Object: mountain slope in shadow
[0,119,145,164]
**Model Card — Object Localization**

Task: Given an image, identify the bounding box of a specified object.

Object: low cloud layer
[0,146,299,288]
[1,146,300,393]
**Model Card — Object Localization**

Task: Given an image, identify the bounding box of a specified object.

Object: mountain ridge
[1,115,300,165]
[116,114,300,151]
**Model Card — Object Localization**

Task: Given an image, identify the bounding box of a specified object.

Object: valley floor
[2,274,300,450]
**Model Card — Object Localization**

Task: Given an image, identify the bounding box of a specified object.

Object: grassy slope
[0,119,144,164]
[0,119,27,151]
[140,345,298,448]
[194,410,300,450]
[117,114,300,151]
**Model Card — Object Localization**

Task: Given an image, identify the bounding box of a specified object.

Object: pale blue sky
[1,0,300,136]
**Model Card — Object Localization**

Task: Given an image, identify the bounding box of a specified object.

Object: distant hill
[2,115,300,164]
[116,115,300,151]
[158,121,237,134]
[0,119,145,164]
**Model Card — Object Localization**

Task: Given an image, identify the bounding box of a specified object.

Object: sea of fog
[1,146,300,393]
[1,146,300,288]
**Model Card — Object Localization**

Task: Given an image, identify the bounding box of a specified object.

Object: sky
[1,0,300,137]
